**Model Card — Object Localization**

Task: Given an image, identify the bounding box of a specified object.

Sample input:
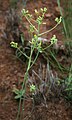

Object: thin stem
[38,23,59,36]
[38,24,40,34]
[19,46,35,119]
[16,98,22,120]
[43,43,52,51]
[49,50,63,71]
[57,0,68,39]
[17,48,29,59]
[25,16,38,33]
[17,70,28,120]
[31,18,37,23]
[30,51,39,69]
[27,46,34,71]
[16,48,33,120]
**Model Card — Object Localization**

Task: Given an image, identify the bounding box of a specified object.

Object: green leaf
[21,34,24,46]
[12,88,20,95]
[13,87,25,99]
[15,94,22,99]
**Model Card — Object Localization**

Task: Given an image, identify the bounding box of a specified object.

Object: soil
[0,0,72,120]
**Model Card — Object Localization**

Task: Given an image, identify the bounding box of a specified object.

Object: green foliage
[13,87,25,99]
[57,0,68,38]
[57,0,72,39]
[11,7,62,120]
[11,7,62,100]
[65,64,72,101]
[63,0,72,39]
[10,8,61,98]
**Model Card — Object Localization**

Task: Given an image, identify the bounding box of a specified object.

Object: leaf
[15,94,22,99]
[21,34,24,46]
[12,88,20,95]
[66,88,72,91]
[13,86,25,99]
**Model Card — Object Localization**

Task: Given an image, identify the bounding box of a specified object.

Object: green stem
[25,16,38,33]
[39,23,59,36]
[38,24,40,34]
[21,50,39,119]
[49,50,63,71]
[16,45,34,120]
[27,46,33,71]
[17,48,29,59]
[19,45,35,119]
[16,98,22,120]
[16,18,40,120]
[57,0,68,39]
[43,43,52,51]
[30,51,39,69]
